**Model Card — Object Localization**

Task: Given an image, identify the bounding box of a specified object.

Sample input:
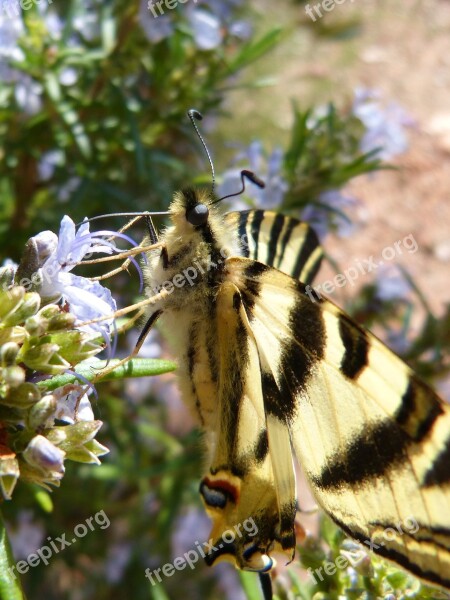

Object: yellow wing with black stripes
[224,210,323,284]
[218,256,450,590]
[144,187,450,594]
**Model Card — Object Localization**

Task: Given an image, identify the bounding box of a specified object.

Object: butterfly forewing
[224,210,323,284]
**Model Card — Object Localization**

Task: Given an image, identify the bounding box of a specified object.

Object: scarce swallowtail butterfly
[100,110,450,598]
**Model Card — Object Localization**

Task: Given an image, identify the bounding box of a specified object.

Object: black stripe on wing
[331,514,450,591]
[226,210,323,284]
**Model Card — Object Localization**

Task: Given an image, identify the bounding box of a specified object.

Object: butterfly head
[169,187,213,229]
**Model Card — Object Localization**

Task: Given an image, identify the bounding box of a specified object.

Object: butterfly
[102,111,450,597]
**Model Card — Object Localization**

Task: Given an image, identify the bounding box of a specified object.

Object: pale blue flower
[36,2,64,40]
[14,74,43,115]
[171,508,211,560]
[373,266,413,354]
[353,88,413,160]
[7,511,45,560]
[187,0,250,45]
[73,8,100,41]
[229,19,252,40]
[218,142,288,210]
[51,387,95,425]
[59,67,78,86]
[0,10,24,83]
[140,0,174,43]
[35,216,118,337]
[374,265,412,302]
[23,435,65,474]
[37,150,64,181]
[57,176,81,202]
[301,189,358,239]
[42,11,64,40]
[104,542,133,584]
[188,8,223,50]
[0,1,21,24]
[437,377,450,404]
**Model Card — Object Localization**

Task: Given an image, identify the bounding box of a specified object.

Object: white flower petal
[53,390,94,424]
[57,215,77,263]
[32,230,58,263]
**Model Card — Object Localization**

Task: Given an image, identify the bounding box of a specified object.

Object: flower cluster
[352,88,414,160]
[140,0,252,48]
[0,216,124,499]
[218,88,411,239]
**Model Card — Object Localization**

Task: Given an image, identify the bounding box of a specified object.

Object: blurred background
[0,0,449,598]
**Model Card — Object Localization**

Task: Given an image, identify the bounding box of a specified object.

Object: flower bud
[24,315,49,337]
[48,312,77,331]
[0,287,24,321]
[3,382,41,408]
[1,342,20,366]
[0,453,19,500]
[0,264,16,290]
[48,420,103,448]
[23,435,65,473]
[38,305,60,320]
[19,341,69,374]
[3,292,41,326]
[2,365,25,388]
[28,395,57,430]
[32,231,58,264]
[0,326,26,346]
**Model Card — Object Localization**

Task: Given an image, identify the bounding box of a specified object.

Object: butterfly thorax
[145,189,242,430]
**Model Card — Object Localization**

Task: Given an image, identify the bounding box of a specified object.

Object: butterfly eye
[186,203,209,227]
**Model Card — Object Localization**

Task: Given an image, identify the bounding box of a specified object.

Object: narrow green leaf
[225,28,283,74]
[0,509,25,600]
[37,358,177,390]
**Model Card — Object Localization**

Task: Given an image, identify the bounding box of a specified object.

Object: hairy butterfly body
[141,186,450,592]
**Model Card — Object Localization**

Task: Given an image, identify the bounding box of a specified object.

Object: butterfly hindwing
[199,279,296,571]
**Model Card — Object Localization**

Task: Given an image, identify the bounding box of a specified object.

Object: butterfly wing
[199,279,297,572]
[224,210,323,284]
[223,256,450,590]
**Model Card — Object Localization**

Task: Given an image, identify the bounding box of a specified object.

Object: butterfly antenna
[77,212,170,227]
[187,109,215,195]
[212,169,265,205]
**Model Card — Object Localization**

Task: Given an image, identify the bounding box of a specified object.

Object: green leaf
[0,509,25,600]
[225,28,284,74]
[239,571,267,600]
[37,357,177,390]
